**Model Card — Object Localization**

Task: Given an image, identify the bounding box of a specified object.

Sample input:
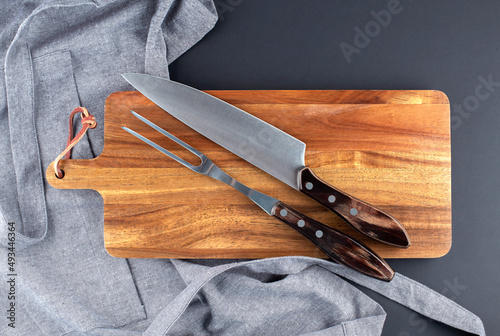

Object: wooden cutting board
[46,90,451,259]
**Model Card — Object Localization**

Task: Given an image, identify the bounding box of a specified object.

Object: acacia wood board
[46,90,451,259]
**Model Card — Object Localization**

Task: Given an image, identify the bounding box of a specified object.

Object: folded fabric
[156,257,485,336]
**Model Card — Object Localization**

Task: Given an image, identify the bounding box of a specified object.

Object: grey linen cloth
[0,1,486,335]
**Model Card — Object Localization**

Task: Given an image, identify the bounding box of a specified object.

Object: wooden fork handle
[272,201,394,282]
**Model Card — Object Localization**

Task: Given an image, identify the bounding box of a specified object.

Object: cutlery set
[120,74,412,281]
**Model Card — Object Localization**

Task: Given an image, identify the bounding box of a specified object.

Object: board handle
[272,201,394,281]
[299,167,410,248]
[46,159,101,190]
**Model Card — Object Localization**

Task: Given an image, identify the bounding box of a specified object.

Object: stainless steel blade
[122,73,306,189]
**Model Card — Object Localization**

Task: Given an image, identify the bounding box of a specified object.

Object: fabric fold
[145,257,485,336]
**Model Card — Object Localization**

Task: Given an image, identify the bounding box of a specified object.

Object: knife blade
[122,73,410,248]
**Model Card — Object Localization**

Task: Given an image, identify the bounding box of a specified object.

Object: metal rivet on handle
[280,209,288,217]
[316,230,323,238]
[297,219,305,227]
[350,208,358,216]
[328,195,336,203]
[305,182,313,190]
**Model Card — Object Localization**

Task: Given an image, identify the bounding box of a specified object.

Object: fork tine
[121,126,199,171]
[130,111,204,158]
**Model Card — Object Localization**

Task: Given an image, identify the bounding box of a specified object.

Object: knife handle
[272,201,394,281]
[298,167,410,248]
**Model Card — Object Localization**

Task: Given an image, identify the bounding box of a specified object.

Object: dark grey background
[169,1,499,335]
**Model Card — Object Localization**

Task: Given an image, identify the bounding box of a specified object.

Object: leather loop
[53,107,97,178]
[81,115,97,128]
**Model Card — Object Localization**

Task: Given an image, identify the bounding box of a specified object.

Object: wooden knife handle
[298,167,410,248]
[272,201,394,281]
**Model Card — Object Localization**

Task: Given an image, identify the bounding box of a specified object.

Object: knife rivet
[305,182,313,190]
[280,209,288,217]
[350,208,358,216]
[316,230,323,238]
[328,195,336,203]
[297,219,305,227]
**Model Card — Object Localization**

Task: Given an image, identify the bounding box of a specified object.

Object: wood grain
[46,90,451,259]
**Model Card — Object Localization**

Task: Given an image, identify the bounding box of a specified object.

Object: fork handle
[272,201,394,282]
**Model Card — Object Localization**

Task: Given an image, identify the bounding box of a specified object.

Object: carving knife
[122,73,410,248]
